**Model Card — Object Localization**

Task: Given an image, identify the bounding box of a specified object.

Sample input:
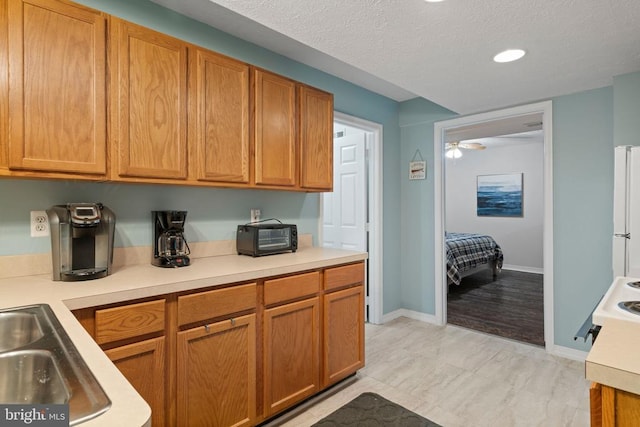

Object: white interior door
[322,132,367,251]
[627,147,640,277]
[613,146,630,277]
[323,112,383,325]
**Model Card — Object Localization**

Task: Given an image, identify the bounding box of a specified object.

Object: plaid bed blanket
[446,232,504,285]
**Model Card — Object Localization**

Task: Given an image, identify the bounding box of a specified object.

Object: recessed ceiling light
[425,0,445,3]
[493,49,526,63]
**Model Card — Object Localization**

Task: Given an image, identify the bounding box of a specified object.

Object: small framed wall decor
[409,149,426,180]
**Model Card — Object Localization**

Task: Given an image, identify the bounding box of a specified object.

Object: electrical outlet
[250,208,261,223]
[30,211,49,237]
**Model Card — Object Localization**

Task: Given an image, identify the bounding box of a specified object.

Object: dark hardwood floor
[447,269,544,346]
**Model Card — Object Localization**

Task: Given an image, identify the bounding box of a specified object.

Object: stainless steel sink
[0,312,43,351]
[0,304,111,425]
[0,350,69,404]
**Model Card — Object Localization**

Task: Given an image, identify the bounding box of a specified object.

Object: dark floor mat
[312,392,441,427]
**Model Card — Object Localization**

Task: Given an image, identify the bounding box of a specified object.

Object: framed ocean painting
[477,173,523,217]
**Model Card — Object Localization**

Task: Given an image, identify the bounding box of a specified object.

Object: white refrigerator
[613,146,640,278]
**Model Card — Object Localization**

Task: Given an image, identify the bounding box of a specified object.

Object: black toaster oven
[236,223,297,257]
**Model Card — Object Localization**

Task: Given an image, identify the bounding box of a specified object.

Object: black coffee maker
[152,211,190,268]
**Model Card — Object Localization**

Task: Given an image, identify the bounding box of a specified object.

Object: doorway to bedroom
[434,102,553,349]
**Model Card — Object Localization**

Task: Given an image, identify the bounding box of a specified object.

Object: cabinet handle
[230,318,236,326]
[204,324,210,333]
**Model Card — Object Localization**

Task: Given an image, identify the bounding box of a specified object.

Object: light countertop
[586,317,640,395]
[0,247,367,426]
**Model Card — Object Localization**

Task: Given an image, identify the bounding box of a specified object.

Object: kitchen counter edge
[585,317,640,396]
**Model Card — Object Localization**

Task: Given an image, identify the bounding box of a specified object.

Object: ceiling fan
[444,141,486,158]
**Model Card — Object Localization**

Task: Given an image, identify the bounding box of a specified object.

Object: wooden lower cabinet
[73,263,365,426]
[323,285,365,387]
[73,298,168,426]
[263,297,320,417]
[104,337,166,427]
[176,314,257,427]
[592,382,640,427]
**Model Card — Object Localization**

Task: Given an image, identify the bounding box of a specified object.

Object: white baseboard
[502,264,544,274]
[547,344,588,362]
[382,308,438,325]
[381,309,588,362]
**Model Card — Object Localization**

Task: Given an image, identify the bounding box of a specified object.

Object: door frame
[433,101,554,349]
[319,111,384,325]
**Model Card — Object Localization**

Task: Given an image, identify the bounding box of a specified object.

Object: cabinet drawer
[324,262,364,291]
[264,271,320,306]
[95,299,165,344]
[178,283,257,326]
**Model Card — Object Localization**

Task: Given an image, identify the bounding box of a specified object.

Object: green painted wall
[614,71,640,147]
[398,99,456,314]
[552,86,614,350]
[397,87,615,351]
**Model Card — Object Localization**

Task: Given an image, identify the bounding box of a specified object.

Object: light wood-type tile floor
[278,317,590,427]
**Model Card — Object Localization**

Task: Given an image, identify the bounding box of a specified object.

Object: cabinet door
[111,18,188,180]
[7,0,106,175]
[323,285,365,387]
[0,0,7,170]
[601,384,640,427]
[177,314,256,427]
[591,382,602,427]
[105,337,166,427]
[299,85,333,190]
[253,69,296,187]
[263,297,320,417]
[189,48,250,183]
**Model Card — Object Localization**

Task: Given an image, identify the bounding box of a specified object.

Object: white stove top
[593,276,640,325]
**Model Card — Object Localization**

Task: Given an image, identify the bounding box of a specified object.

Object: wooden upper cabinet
[299,85,333,191]
[0,0,8,171]
[189,49,250,183]
[7,0,107,175]
[110,18,188,180]
[253,69,297,187]
[1,1,334,190]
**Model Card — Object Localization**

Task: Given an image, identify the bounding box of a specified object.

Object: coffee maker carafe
[47,203,116,281]
[152,211,190,268]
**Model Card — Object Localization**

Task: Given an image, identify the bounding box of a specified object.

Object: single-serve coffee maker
[152,211,190,268]
[47,203,116,282]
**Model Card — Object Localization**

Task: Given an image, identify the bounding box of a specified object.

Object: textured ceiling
[151,0,640,115]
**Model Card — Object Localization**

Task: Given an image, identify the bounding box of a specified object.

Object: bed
[446,232,504,286]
